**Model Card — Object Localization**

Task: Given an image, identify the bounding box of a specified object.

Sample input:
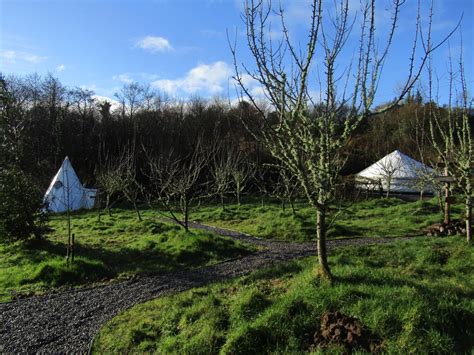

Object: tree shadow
[15,234,252,292]
[332,272,474,353]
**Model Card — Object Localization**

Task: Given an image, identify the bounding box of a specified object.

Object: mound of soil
[425,220,466,237]
[310,311,382,353]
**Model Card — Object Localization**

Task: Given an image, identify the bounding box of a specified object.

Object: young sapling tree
[230,0,454,279]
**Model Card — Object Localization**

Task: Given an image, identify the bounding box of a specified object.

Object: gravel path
[0,223,402,353]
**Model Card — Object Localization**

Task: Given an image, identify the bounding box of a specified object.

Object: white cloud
[250,86,267,98]
[0,50,47,64]
[112,72,160,84]
[136,36,173,53]
[56,64,66,72]
[24,54,47,63]
[112,73,133,84]
[239,73,259,87]
[151,61,233,95]
[137,72,160,81]
[152,79,180,94]
[0,50,16,60]
[80,84,98,92]
[93,95,122,112]
[201,29,224,39]
[232,73,268,100]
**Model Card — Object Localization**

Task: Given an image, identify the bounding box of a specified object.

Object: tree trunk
[385,180,391,199]
[236,183,241,206]
[71,233,75,263]
[96,191,102,222]
[290,199,296,215]
[444,182,451,225]
[106,195,112,217]
[220,193,225,210]
[133,202,142,221]
[65,171,71,264]
[437,188,444,214]
[316,208,332,280]
[66,208,71,264]
[184,199,189,232]
[466,195,472,243]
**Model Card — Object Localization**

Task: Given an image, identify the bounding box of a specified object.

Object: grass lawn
[0,197,465,304]
[93,236,474,354]
[0,209,253,302]
[191,197,461,241]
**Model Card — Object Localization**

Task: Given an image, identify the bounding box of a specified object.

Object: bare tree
[411,163,439,201]
[95,153,123,217]
[115,148,143,221]
[210,143,235,210]
[229,149,255,206]
[429,41,472,243]
[256,165,299,214]
[278,167,299,214]
[114,82,147,146]
[254,165,270,207]
[373,155,404,198]
[69,87,95,118]
[230,0,453,279]
[69,87,96,151]
[409,105,440,201]
[57,160,82,264]
[146,141,211,231]
[1,76,27,165]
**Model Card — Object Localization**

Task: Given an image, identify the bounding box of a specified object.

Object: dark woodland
[3,73,467,192]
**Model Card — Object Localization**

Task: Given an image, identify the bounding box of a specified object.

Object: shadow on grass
[244,261,304,283]
[292,209,416,240]
[328,224,364,238]
[332,272,474,353]
[16,233,253,291]
[333,273,417,289]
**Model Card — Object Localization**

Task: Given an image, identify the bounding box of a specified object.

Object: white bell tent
[43,157,97,212]
[355,150,436,194]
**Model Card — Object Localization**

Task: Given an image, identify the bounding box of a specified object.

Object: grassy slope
[191,197,461,241]
[0,209,253,302]
[94,237,474,354]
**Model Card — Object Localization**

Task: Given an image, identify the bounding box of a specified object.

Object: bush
[0,167,46,242]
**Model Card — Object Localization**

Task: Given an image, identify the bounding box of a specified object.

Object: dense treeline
[1,73,469,190]
[1,73,262,188]
[2,72,472,241]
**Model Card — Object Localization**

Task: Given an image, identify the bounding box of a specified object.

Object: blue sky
[1,0,473,106]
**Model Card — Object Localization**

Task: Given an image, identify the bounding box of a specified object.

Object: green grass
[191,197,460,241]
[0,209,254,302]
[93,237,474,354]
[0,197,466,306]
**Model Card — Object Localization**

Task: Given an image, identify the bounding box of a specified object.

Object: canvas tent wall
[43,157,97,212]
[355,150,436,194]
